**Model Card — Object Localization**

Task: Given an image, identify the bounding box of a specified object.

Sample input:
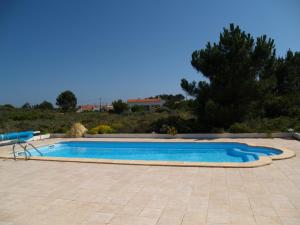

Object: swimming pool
[30,141,283,163]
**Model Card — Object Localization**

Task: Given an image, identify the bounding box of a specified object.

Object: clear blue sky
[1,0,299,106]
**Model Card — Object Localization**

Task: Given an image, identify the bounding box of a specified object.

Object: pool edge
[1,140,295,168]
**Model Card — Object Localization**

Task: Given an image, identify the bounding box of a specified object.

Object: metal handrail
[26,143,43,156]
[12,141,42,160]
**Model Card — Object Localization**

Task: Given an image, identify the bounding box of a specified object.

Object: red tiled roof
[80,105,96,111]
[127,98,162,103]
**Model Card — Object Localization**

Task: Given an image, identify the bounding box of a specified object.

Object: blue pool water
[30,141,282,163]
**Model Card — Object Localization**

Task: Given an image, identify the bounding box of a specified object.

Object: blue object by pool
[32,141,282,163]
[0,131,34,142]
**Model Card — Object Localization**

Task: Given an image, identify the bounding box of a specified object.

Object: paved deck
[0,138,300,225]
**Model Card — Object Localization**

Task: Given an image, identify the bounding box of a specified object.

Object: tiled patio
[0,138,300,225]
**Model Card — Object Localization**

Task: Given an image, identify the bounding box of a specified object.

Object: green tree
[56,90,77,112]
[112,99,128,114]
[157,94,185,109]
[275,50,300,95]
[3,104,15,109]
[21,102,31,110]
[35,101,54,110]
[181,23,276,131]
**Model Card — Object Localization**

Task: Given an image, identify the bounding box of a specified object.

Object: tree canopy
[21,102,31,110]
[112,99,128,114]
[181,23,300,131]
[35,101,54,110]
[156,94,185,109]
[56,90,77,112]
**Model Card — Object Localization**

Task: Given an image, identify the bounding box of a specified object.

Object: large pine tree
[181,24,277,131]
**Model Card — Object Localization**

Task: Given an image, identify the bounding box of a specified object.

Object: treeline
[0,91,193,134]
[1,90,77,112]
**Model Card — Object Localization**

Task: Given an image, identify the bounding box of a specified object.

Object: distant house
[77,104,113,112]
[77,105,99,112]
[101,104,113,112]
[127,98,165,111]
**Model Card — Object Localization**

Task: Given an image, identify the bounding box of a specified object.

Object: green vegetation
[88,124,114,134]
[112,99,128,114]
[181,23,300,133]
[35,101,54,110]
[0,108,188,134]
[21,103,32,110]
[166,126,178,136]
[151,94,185,109]
[56,90,77,112]
[131,105,145,113]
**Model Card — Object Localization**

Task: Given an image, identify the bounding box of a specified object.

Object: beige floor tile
[108,215,136,225]
[181,218,206,225]
[280,216,300,225]
[100,204,124,214]
[207,212,230,224]
[275,208,300,217]
[156,217,182,225]
[183,210,206,222]
[272,200,296,210]
[119,206,144,216]
[254,215,282,225]
[140,207,162,218]
[132,216,158,225]
[82,212,114,225]
[206,223,231,225]
[252,206,278,217]
[230,214,256,225]
[160,208,185,219]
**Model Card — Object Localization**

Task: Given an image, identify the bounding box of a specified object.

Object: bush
[88,124,114,134]
[67,123,87,137]
[35,101,54,110]
[228,123,253,133]
[166,126,177,136]
[151,115,195,133]
[110,122,124,131]
[211,127,225,133]
[112,100,128,114]
[157,125,178,135]
[131,105,145,112]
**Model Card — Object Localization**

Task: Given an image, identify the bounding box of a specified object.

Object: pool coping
[1,139,296,168]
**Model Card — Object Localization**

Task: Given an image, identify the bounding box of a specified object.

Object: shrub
[131,105,145,112]
[112,100,128,114]
[151,115,194,133]
[67,123,87,137]
[166,126,177,136]
[211,127,225,133]
[155,107,171,113]
[228,123,253,133]
[294,124,300,132]
[35,101,54,110]
[88,124,114,134]
[88,127,98,134]
[110,122,124,131]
